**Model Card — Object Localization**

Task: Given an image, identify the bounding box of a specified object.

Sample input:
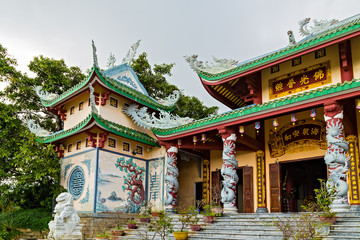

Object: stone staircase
[114,212,360,240]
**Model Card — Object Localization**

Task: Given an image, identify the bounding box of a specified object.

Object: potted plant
[139,214,151,223]
[211,184,223,216]
[110,225,124,237]
[147,211,173,240]
[95,229,110,240]
[202,204,215,223]
[314,179,337,224]
[151,207,163,217]
[302,179,337,224]
[189,206,201,231]
[173,208,192,240]
[127,220,137,229]
[138,201,152,223]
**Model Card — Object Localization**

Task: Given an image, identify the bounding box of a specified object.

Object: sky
[0,0,359,113]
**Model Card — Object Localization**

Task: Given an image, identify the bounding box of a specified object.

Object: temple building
[30,13,360,214]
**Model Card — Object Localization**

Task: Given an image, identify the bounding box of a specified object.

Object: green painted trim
[152,79,360,135]
[40,67,175,112]
[39,113,159,147]
[199,18,360,81]
[94,68,175,112]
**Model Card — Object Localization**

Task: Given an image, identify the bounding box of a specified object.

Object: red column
[164,145,179,212]
[324,101,350,211]
[219,128,239,213]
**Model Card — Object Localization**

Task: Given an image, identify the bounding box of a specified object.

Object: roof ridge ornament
[122,40,141,66]
[184,55,238,74]
[107,52,116,69]
[26,119,51,137]
[156,90,180,106]
[123,103,193,129]
[92,40,99,68]
[34,86,58,101]
[89,84,99,115]
[298,17,338,36]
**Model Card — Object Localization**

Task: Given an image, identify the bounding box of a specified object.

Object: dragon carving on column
[165,146,179,210]
[221,133,239,209]
[324,103,349,204]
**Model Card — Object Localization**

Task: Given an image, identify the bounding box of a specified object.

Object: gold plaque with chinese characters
[269,62,331,99]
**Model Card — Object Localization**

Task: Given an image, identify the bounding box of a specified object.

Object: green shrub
[0,208,52,233]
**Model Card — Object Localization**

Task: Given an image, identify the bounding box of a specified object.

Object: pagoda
[29,40,185,213]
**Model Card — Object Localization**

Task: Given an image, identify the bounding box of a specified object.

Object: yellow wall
[177,157,202,208]
[261,44,341,102]
[63,92,91,130]
[351,36,360,79]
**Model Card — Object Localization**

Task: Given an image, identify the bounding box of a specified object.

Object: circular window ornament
[68,167,85,200]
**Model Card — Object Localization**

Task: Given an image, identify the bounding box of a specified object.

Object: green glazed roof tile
[39,113,159,147]
[40,67,175,112]
[199,15,360,81]
[152,79,360,136]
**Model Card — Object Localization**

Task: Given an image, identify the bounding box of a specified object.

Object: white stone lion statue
[48,192,82,240]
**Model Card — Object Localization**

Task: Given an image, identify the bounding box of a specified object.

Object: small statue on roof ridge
[287,30,296,46]
[92,40,99,68]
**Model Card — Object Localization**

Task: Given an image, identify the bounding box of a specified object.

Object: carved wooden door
[211,170,221,204]
[270,163,281,212]
[243,166,253,213]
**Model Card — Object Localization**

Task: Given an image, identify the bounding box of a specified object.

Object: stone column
[164,146,179,212]
[346,135,360,210]
[220,132,239,214]
[256,150,268,213]
[324,101,350,212]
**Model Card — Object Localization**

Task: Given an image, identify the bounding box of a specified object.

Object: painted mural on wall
[96,150,146,213]
[61,150,96,212]
[268,118,326,157]
[148,157,165,209]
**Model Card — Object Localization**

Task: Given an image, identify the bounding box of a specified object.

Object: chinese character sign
[269,62,331,99]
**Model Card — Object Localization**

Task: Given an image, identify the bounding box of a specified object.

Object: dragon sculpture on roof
[299,17,338,36]
[184,55,238,74]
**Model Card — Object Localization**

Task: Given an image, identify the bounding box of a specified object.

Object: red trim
[98,132,108,148]
[54,143,64,158]
[101,91,110,106]
[156,89,360,141]
[86,131,97,147]
[339,40,354,83]
[201,31,360,86]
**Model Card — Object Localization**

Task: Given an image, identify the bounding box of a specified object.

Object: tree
[132,52,218,119]
[0,102,64,211]
[1,54,86,132]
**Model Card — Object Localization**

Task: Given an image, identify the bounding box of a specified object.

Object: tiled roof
[153,79,360,136]
[39,112,160,147]
[40,67,175,112]
[199,14,360,81]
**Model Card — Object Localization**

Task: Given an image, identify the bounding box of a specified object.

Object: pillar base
[256,207,269,213]
[331,202,350,212]
[223,204,238,214]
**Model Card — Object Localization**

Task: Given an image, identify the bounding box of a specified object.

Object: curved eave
[40,67,176,112]
[39,113,160,147]
[153,79,360,140]
[198,19,360,84]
